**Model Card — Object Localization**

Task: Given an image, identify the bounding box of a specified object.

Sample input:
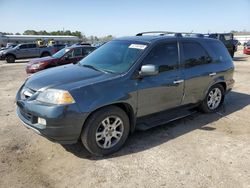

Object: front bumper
[16,88,88,144]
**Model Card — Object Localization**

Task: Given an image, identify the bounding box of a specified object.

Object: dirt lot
[0,52,250,188]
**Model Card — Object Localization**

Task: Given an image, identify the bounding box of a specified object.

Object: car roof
[115,35,218,44]
[67,45,95,49]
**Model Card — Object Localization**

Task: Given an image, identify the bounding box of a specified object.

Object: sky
[0,0,250,37]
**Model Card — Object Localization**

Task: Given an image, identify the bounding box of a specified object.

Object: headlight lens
[36,89,75,105]
[30,63,42,69]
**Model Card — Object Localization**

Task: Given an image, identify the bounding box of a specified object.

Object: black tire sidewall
[6,55,15,63]
[81,106,130,156]
[201,84,225,113]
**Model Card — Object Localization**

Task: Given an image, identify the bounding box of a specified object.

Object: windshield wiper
[81,64,108,74]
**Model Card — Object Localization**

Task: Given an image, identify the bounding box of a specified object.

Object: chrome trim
[173,79,184,84]
[209,72,216,76]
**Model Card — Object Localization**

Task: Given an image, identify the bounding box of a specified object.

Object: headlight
[30,63,41,69]
[36,89,75,105]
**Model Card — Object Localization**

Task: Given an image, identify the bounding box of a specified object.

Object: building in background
[0,33,80,47]
[234,34,250,45]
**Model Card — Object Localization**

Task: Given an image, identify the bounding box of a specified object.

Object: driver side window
[66,50,74,58]
[142,42,179,73]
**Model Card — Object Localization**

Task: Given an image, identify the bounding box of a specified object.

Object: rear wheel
[81,106,130,156]
[200,84,225,113]
[6,55,15,63]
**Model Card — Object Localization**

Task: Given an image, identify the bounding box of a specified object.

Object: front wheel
[6,55,15,63]
[200,84,225,113]
[81,106,130,156]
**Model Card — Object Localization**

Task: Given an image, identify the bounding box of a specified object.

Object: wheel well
[82,103,136,137]
[218,82,227,91]
[6,53,16,58]
[115,103,136,133]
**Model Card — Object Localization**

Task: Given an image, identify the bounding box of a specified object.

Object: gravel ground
[0,51,250,188]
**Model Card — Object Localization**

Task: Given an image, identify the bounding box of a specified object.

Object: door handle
[209,72,216,76]
[173,80,184,84]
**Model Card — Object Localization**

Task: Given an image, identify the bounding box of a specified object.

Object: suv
[208,33,236,57]
[16,32,234,156]
[26,45,96,74]
[0,43,54,63]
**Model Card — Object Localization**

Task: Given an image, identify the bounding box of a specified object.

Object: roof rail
[136,31,204,38]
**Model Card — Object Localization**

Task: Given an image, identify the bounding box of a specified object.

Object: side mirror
[139,64,159,77]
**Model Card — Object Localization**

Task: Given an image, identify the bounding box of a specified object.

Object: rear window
[27,44,36,48]
[182,42,210,68]
[207,41,232,62]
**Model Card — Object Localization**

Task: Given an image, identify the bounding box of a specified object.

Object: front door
[137,42,184,117]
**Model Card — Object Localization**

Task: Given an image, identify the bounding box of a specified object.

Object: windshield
[79,40,147,74]
[52,48,71,58]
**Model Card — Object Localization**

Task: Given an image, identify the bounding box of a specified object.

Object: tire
[230,50,234,58]
[6,55,15,63]
[200,84,225,113]
[41,52,50,57]
[81,106,130,156]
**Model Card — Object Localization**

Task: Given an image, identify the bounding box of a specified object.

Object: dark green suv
[16,31,235,156]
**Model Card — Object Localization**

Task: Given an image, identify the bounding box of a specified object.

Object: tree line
[0,30,115,42]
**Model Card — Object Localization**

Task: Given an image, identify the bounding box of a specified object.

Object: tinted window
[182,42,210,68]
[82,47,95,56]
[207,41,232,62]
[19,44,28,49]
[29,44,36,48]
[143,43,179,72]
[73,48,82,57]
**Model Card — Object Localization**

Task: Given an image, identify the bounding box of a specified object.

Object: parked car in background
[26,45,96,73]
[50,44,67,54]
[16,31,234,156]
[0,43,56,63]
[243,41,250,55]
[208,33,236,57]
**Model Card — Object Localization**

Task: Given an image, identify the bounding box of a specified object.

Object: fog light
[38,117,47,125]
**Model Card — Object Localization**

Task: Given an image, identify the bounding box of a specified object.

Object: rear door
[137,41,184,117]
[180,40,217,105]
[26,44,39,58]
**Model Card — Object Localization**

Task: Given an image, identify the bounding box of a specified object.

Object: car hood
[0,48,12,54]
[25,64,115,91]
[28,56,55,65]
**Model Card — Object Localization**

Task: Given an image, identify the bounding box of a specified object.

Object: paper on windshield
[129,44,147,50]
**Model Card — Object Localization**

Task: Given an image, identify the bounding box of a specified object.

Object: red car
[26,45,96,74]
[243,41,250,55]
